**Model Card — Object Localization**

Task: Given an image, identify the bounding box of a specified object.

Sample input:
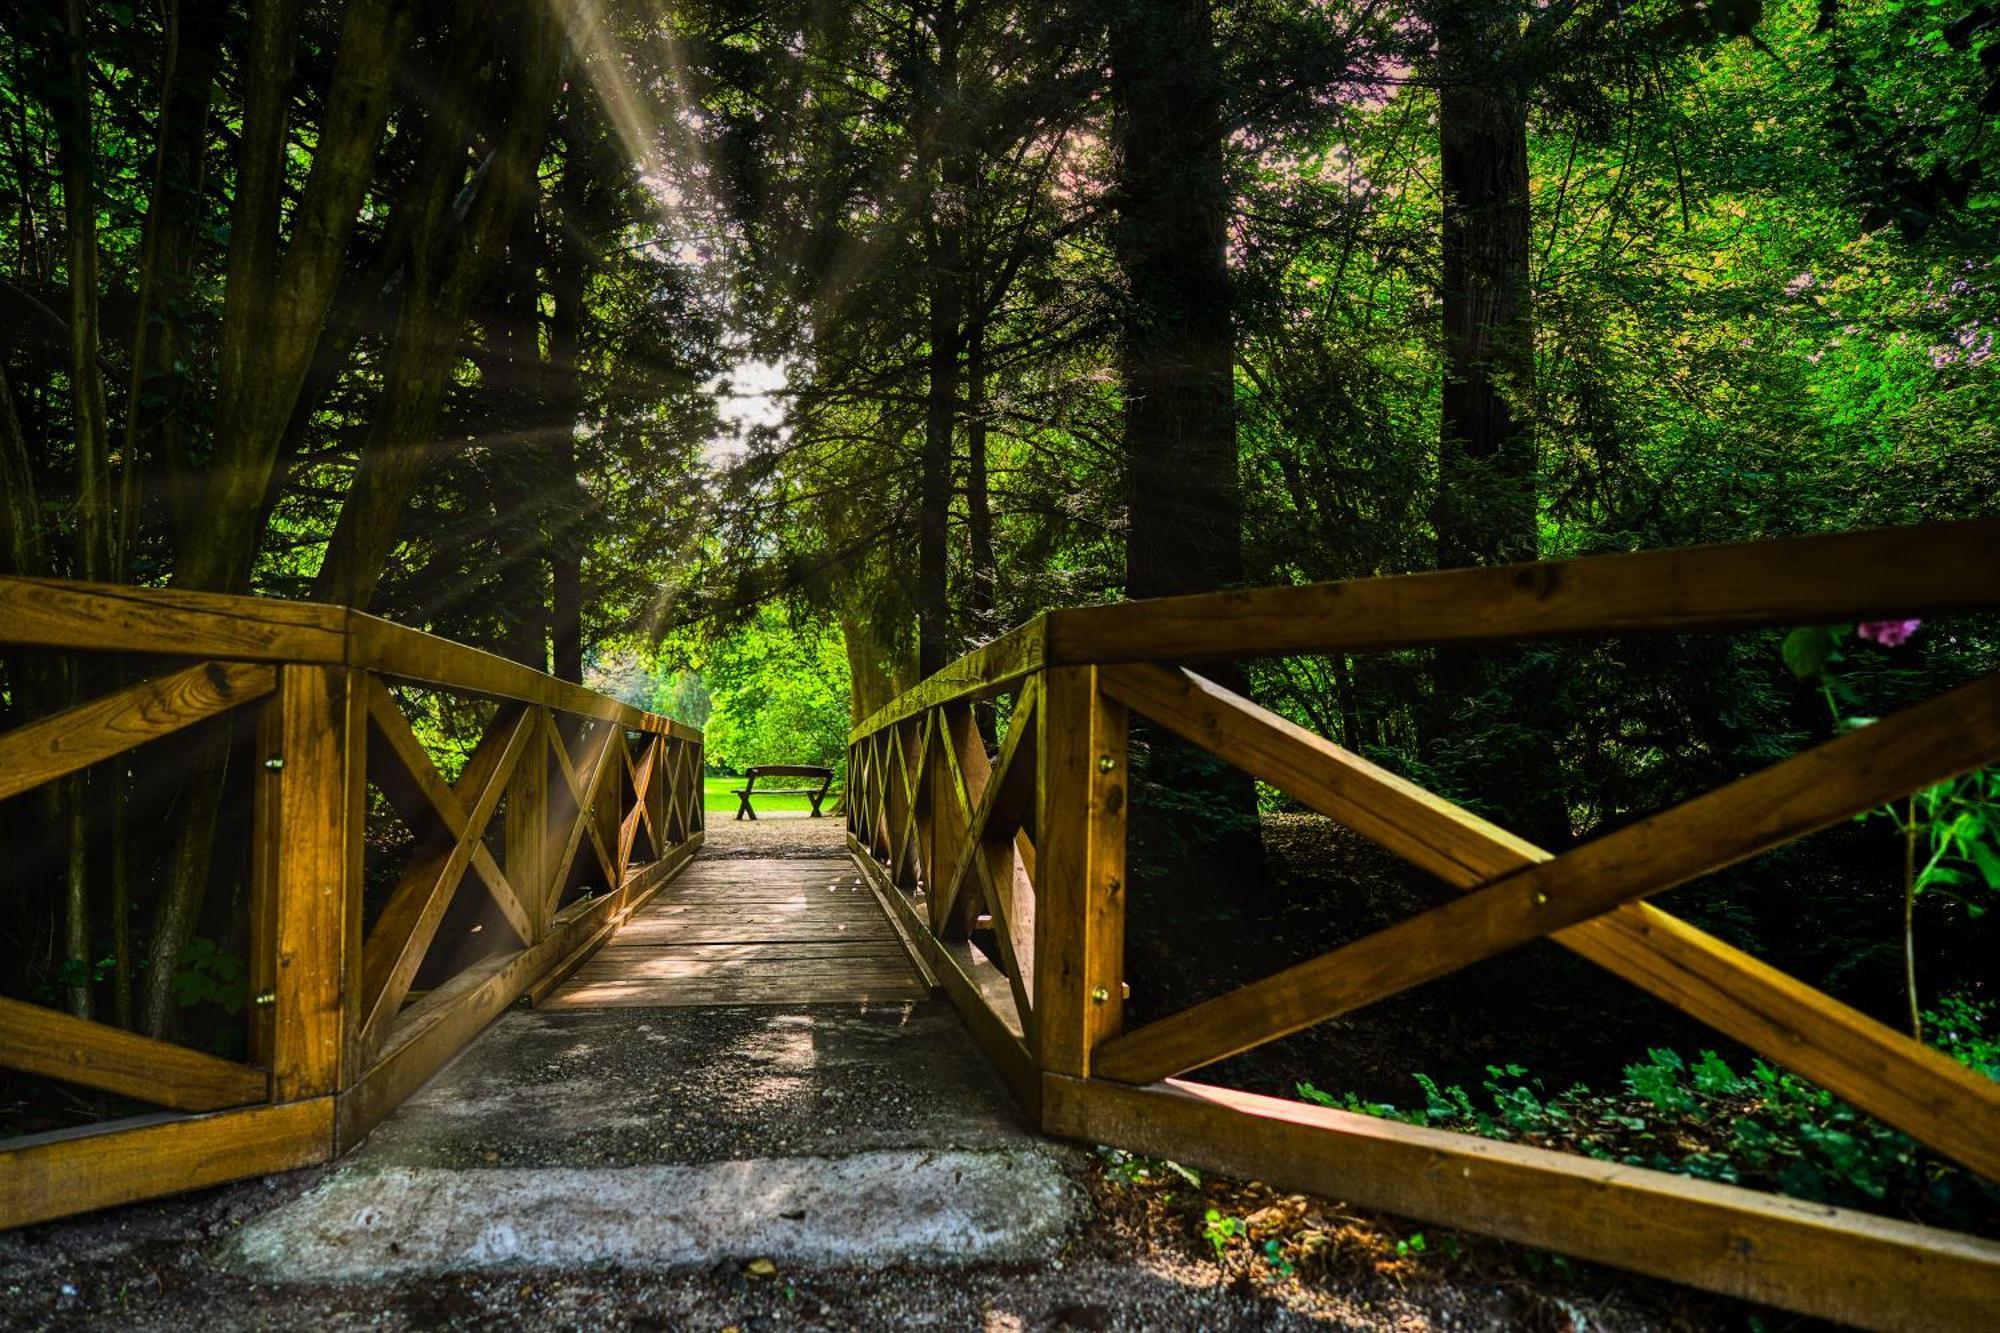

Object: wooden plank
[547,719,622,897]
[519,835,700,1007]
[506,709,551,942]
[1102,663,2000,1181]
[933,679,1037,931]
[1095,670,2000,1085]
[1045,520,2000,664]
[347,613,699,739]
[252,665,363,1102]
[548,978,930,1007]
[1042,1074,2000,1333]
[1033,666,1126,1078]
[849,617,1048,741]
[929,704,986,936]
[0,1097,333,1230]
[0,661,275,804]
[569,955,922,984]
[1099,663,1540,885]
[365,683,536,935]
[0,576,347,661]
[591,940,910,962]
[0,996,267,1112]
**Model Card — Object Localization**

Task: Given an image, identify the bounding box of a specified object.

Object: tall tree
[1430,0,1538,571]
[1108,0,1265,910]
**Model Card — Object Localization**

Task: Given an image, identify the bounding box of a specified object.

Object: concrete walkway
[222,827,1086,1281]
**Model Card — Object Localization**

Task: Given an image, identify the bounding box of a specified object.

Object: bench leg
[808,794,823,818]
[736,792,755,821]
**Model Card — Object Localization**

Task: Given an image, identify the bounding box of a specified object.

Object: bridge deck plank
[543,855,928,1008]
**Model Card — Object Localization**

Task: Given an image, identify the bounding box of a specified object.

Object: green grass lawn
[702,774,831,815]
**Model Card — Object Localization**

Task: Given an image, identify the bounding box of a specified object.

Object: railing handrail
[851,518,2000,742]
[0,574,699,740]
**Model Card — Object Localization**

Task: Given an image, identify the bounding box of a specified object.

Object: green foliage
[672,605,851,775]
[170,936,247,1017]
[1201,1207,1248,1262]
[1300,997,2000,1229]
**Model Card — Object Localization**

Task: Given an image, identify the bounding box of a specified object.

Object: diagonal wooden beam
[363,682,534,938]
[545,718,623,905]
[931,703,988,937]
[620,736,661,870]
[1099,663,1538,885]
[1097,663,2000,1181]
[0,661,274,803]
[547,719,621,891]
[0,996,268,1112]
[1095,671,2000,1100]
[356,694,534,1053]
[934,678,1039,933]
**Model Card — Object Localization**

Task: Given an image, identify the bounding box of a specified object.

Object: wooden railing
[0,579,703,1228]
[847,521,2000,1331]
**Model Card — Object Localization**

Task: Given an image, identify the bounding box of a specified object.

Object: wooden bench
[733,764,835,819]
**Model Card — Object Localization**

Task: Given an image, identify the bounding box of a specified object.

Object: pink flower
[1857,619,1921,648]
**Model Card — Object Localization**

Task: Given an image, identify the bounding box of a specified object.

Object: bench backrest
[743,764,834,792]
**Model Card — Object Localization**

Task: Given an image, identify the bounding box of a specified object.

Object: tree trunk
[1108,0,1264,925]
[315,1,563,609]
[964,321,997,632]
[546,116,590,685]
[1425,5,1569,851]
[122,0,225,555]
[174,0,408,596]
[916,5,965,681]
[483,205,551,669]
[1434,6,1536,571]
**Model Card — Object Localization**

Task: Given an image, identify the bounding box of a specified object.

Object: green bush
[1299,995,2000,1231]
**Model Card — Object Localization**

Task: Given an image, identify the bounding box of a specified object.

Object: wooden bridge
[3,523,2000,1329]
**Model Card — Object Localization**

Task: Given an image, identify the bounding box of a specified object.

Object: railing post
[506,708,550,941]
[1033,665,1127,1078]
[251,663,364,1101]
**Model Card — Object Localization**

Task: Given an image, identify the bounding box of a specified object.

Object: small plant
[1201,1208,1247,1262]
[1259,1238,1295,1279]
[1394,1231,1427,1259]
[171,936,247,1015]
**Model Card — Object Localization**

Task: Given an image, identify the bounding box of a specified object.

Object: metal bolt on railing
[1097,754,1116,773]
[252,991,276,1006]
[1090,986,1110,1004]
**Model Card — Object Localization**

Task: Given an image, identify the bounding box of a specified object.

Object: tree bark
[916,3,966,681]
[315,1,564,609]
[546,115,590,685]
[1108,0,1264,920]
[173,0,409,595]
[122,0,225,555]
[1434,6,1536,571]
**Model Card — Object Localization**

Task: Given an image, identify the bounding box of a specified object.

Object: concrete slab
[221,1001,1087,1282]
[219,1149,1082,1280]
